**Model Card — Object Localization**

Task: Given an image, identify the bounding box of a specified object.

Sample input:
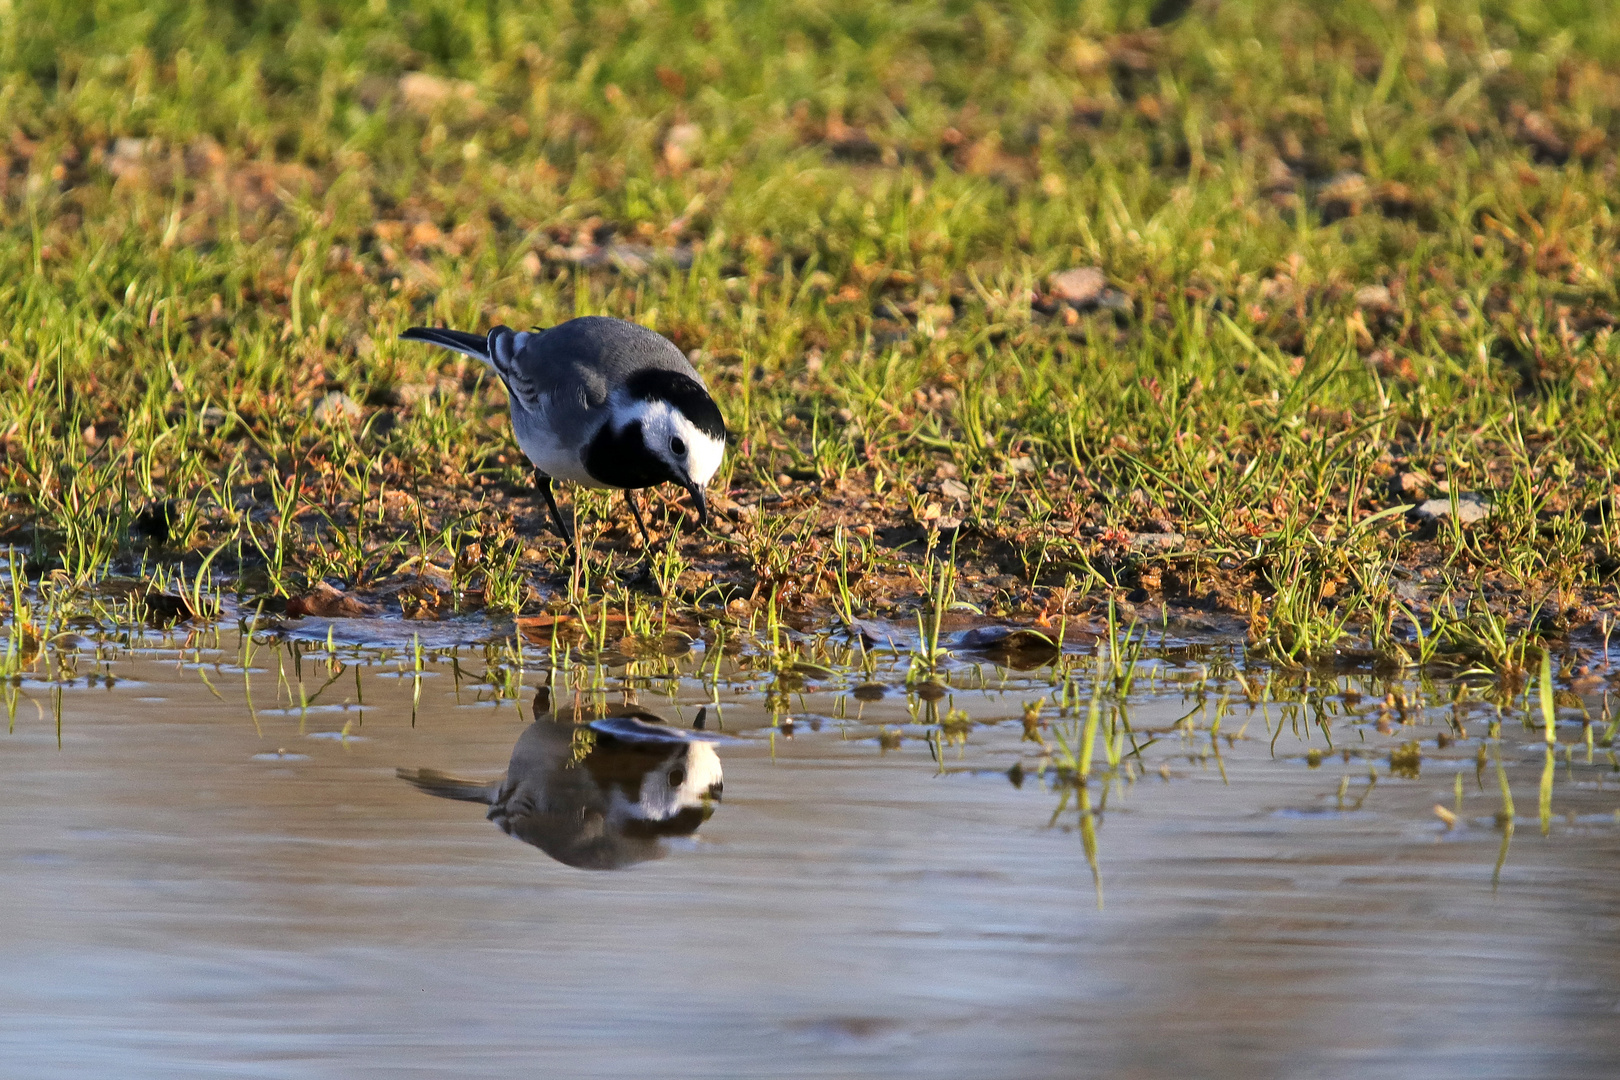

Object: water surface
[2,623,1618,1078]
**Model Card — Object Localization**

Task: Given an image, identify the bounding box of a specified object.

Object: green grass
[3,0,1620,667]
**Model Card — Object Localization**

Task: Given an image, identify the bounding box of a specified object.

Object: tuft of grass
[0,1,1617,660]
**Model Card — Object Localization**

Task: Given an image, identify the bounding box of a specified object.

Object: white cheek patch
[623,399,726,487]
[629,742,722,820]
[680,424,726,488]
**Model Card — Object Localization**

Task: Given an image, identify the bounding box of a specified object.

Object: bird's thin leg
[533,470,579,565]
[624,489,656,553]
[622,490,664,596]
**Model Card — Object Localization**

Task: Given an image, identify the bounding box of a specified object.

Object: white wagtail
[400,316,726,561]
[398,702,722,870]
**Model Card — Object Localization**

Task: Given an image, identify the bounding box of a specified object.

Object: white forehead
[629,400,726,486]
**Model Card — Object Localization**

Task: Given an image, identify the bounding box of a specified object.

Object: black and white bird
[398,701,723,871]
[400,316,726,561]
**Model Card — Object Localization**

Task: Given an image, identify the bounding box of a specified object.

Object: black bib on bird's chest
[583,420,677,491]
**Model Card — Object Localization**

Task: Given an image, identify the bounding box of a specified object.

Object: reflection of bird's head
[399,704,722,871]
[580,715,723,828]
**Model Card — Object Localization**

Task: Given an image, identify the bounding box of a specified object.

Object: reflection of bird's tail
[396,767,495,804]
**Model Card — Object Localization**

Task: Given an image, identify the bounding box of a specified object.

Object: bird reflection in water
[398,690,722,870]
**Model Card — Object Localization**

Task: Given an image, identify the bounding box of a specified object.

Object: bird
[399,315,726,564]
[398,699,723,870]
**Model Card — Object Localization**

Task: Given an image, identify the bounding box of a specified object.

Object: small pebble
[1408,495,1491,526]
[1049,267,1107,306]
[1354,284,1393,312]
[312,391,363,425]
[1129,532,1186,553]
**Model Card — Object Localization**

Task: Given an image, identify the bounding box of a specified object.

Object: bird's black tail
[402,325,546,404]
[400,326,493,360]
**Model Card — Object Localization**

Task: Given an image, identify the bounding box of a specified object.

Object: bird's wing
[401,324,554,412]
[487,328,549,411]
[489,328,611,418]
[406,318,693,416]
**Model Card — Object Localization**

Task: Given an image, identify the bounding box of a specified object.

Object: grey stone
[1519,111,1568,160]
[1408,494,1491,526]
[545,241,695,275]
[939,478,971,503]
[1049,267,1132,314]
[1263,157,1296,193]
[1049,267,1107,305]
[1354,285,1393,311]
[1316,171,1369,219]
[1094,288,1133,314]
[1129,532,1187,553]
[393,379,458,407]
[397,72,480,118]
[1392,579,1428,605]
[1318,170,1369,203]
[313,391,363,425]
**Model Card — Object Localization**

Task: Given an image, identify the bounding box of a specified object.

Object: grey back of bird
[502,316,705,449]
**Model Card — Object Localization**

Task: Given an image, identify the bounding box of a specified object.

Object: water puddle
[2,620,1618,1078]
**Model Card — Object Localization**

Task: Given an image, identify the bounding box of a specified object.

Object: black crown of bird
[401,315,727,563]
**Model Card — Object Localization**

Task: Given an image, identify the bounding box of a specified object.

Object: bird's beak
[683,480,708,529]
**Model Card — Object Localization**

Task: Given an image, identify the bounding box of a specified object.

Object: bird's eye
[670,436,687,456]
[668,767,686,787]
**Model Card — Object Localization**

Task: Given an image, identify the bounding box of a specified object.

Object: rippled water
[2,616,1618,1079]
